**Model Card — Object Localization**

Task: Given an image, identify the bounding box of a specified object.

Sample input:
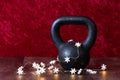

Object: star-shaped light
[17,66,24,75]
[35,67,46,75]
[77,68,82,74]
[48,65,54,70]
[40,62,45,67]
[39,67,46,73]
[57,56,59,61]
[64,57,70,63]
[32,62,41,69]
[50,60,56,65]
[68,39,73,42]
[53,67,59,74]
[75,42,81,48]
[35,69,41,75]
[17,69,24,75]
[36,64,41,69]
[70,68,76,74]
[101,64,107,70]
[32,62,37,68]
[17,66,24,70]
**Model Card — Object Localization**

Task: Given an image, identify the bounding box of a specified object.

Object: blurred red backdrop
[0,0,120,57]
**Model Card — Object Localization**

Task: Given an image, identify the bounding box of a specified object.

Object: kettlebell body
[51,16,97,70]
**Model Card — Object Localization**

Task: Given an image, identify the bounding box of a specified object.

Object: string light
[77,69,82,74]
[48,65,54,70]
[86,69,97,74]
[75,42,81,48]
[17,58,107,76]
[39,67,46,73]
[50,60,56,65]
[35,67,46,75]
[35,69,41,75]
[32,62,40,69]
[17,66,24,75]
[32,62,37,68]
[53,67,59,74]
[101,64,107,70]
[89,71,97,74]
[64,57,70,63]
[57,56,59,61]
[40,62,45,67]
[70,68,76,74]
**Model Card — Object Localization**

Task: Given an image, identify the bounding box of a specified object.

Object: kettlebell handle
[51,16,97,49]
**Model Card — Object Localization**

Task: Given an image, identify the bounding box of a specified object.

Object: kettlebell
[51,16,97,70]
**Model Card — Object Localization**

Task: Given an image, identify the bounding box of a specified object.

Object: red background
[0,0,120,57]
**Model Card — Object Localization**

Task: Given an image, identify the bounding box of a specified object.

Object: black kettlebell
[51,16,97,70]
